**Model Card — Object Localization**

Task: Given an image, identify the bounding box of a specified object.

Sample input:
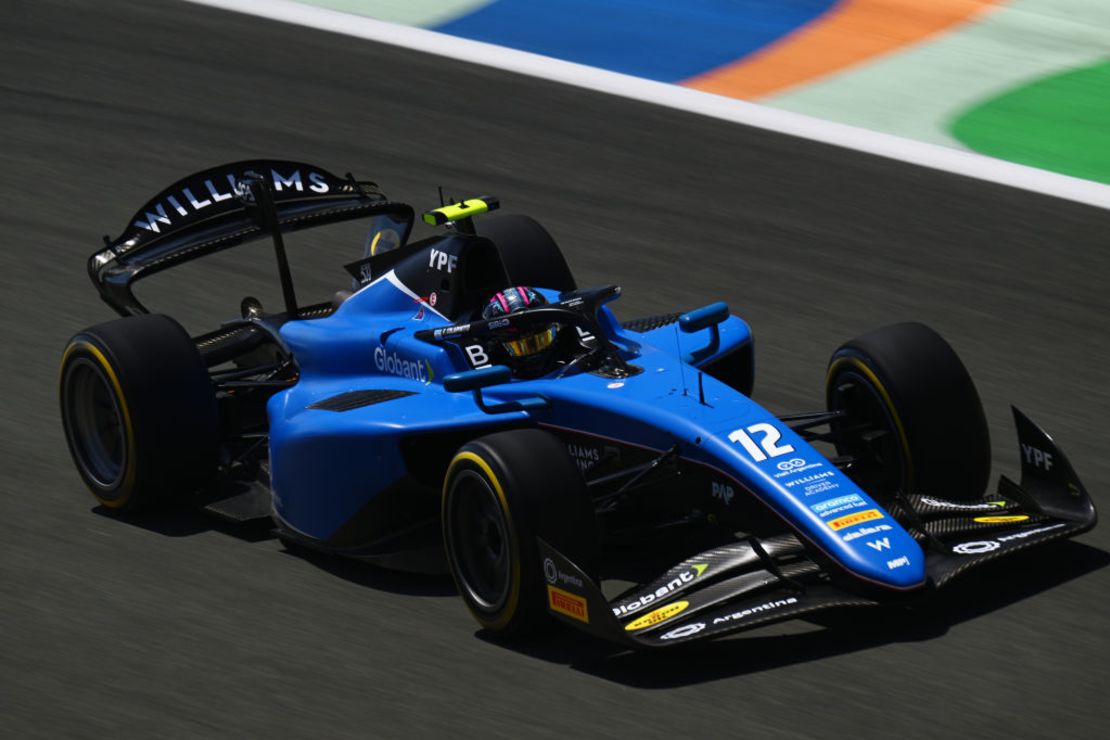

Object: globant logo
[611,563,708,617]
[374,347,433,384]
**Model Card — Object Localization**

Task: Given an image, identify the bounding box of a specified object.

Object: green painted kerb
[951,60,1110,184]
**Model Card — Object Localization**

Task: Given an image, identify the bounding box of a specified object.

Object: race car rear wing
[88,160,414,316]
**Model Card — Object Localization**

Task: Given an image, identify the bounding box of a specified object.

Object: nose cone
[702,430,926,590]
[519,355,928,591]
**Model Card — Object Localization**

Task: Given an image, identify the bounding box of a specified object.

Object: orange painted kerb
[684,0,1005,100]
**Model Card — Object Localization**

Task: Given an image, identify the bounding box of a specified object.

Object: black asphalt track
[2,1,1108,736]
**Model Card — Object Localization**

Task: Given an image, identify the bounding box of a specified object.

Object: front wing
[539,408,1097,648]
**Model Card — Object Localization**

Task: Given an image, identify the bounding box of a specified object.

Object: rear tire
[826,322,990,501]
[442,429,599,635]
[59,314,220,511]
[479,214,577,293]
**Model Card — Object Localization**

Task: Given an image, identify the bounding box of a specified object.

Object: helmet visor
[503,327,556,358]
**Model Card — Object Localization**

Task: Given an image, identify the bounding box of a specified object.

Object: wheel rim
[446,469,512,611]
[829,368,906,493]
[62,357,127,490]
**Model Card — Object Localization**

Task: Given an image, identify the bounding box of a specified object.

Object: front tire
[442,429,599,635]
[60,314,220,511]
[826,322,990,501]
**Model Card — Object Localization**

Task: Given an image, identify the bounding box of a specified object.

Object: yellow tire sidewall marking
[827,356,914,481]
[444,450,521,630]
[61,340,137,506]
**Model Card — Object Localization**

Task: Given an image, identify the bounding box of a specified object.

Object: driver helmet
[481,287,558,359]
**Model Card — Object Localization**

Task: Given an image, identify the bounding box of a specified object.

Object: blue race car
[60,161,1097,647]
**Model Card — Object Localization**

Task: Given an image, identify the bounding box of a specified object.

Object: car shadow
[481,540,1110,687]
[93,504,458,597]
[91,504,275,542]
[277,544,458,598]
[94,503,1109,663]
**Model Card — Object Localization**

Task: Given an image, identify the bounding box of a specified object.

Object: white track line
[186,0,1110,210]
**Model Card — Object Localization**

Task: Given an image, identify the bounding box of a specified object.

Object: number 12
[728,423,795,462]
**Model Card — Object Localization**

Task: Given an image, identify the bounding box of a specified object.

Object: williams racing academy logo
[374,347,433,383]
[612,563,708,618]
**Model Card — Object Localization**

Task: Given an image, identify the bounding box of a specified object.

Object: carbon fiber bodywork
[537,408,1096,647]
[622,313,680,333]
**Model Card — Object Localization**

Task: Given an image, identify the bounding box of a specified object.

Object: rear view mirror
[679,302,729,364]
[443,365,546,415]
[679,302,729,334]
[443,365,512,393]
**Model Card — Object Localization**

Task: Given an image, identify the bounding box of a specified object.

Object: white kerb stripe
[185,0,1110,210]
